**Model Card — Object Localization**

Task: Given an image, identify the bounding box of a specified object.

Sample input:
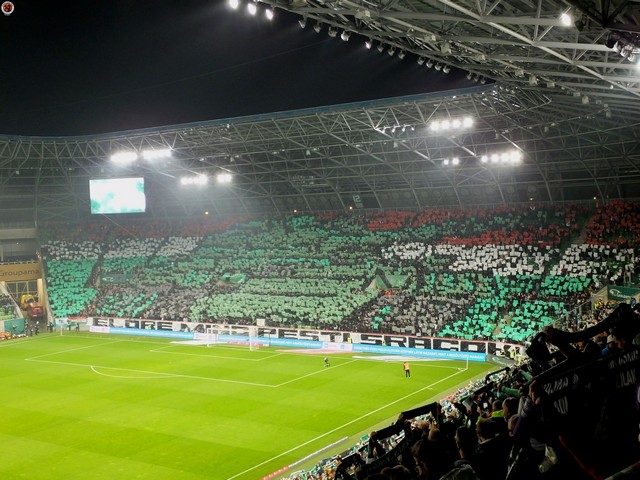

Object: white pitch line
[225,366,468,480]
[25,339,125,361]
[149,345,284,362]
[273,359,359,387]
[27,358,277,387]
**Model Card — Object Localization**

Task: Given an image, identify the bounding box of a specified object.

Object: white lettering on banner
[280,329,298,339]
[616,369,637,388]
[542,376,570,395]
[359,334,385,345]
[608,350,639,370]
[408,337,431,349]
[554,396,569,415]
[82,318,499,356]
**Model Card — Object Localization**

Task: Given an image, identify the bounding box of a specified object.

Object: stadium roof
[2,0,640,224]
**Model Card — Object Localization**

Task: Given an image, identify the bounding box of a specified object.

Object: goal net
[203,325,261,350]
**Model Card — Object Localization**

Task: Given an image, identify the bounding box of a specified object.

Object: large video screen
[89,177,146,214]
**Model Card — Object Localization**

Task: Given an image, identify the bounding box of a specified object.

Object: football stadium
[1,1,640,480]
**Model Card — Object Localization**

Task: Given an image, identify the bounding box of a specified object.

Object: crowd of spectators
[37,202,640,344]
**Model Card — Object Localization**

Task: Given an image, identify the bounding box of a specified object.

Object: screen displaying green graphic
[89,177,146,214]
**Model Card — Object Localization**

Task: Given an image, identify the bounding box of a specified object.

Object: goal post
[203,327,219,347]
[202,324,261,350]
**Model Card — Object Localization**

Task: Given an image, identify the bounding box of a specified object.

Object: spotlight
[452,157,460,165]
[328,27,337,38]
[377,43,385,53]
[443,64,451,73]
[340,30,350,41]
[228,0,239,9]
[426,59,434,68]
[111,151,137,164]
[443,159,450,166]
[387,47,396,56]
[560,12,572,26]
[313,22,322,33]
[142,148,172,160]
[217,173,233,184]
[466,71,473,80]
[397,50,406,59]
[365,39,372,49]
[247,2,257,15]
[265,7,274,20]
[298,17,306,29]
[434,63,442,71]
[480,155,488,163]
[417,57,425,65]
[479,77,487,84]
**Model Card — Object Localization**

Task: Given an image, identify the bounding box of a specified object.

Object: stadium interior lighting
[340,30,351,41]
[217,173,233,184]
[229,0,239,9]
[452,157,460,165]
[429,116,474,131]
[110,151,138,164]
[560,12,572,26]
[387,46,396,56]
[313,22,322,33]
[180,175,208,186]
[426,59,434,68]
[298,17,306,29]
[247,2,257,15]
[327,27,337,38]
[265,7,274,20]
[377,43,385,53]
[417,57,425,65]
[482,150,523,164]
[141,148,172,160]
[443,159,450,166]
[442,64,451,73]
[397,50,406,60]
[365,38,372,49]
[434,63,442,71]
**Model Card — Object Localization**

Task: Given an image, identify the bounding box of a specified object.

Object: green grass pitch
[0,332,494,480]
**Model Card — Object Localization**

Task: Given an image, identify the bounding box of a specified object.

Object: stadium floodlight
[443,159,450,166]
[327,27,337,38]
[265,7,274,20]
[451,119,461,129]
[180,175,208,186]
[480,155,488,163]
[217,173,233,184]
[110,151,138,164]
[313,22,322,33]
[560,12,572,26]
[340,30,351,41]
[141,148,172,160]
[247,2,257,15]
[298,17,306,29]
[452,157,459,165]
[229,0,239,9]
[365,39,372,49]
[462,117,474,128]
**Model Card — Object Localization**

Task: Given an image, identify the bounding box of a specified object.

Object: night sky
[0,0,472,136]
